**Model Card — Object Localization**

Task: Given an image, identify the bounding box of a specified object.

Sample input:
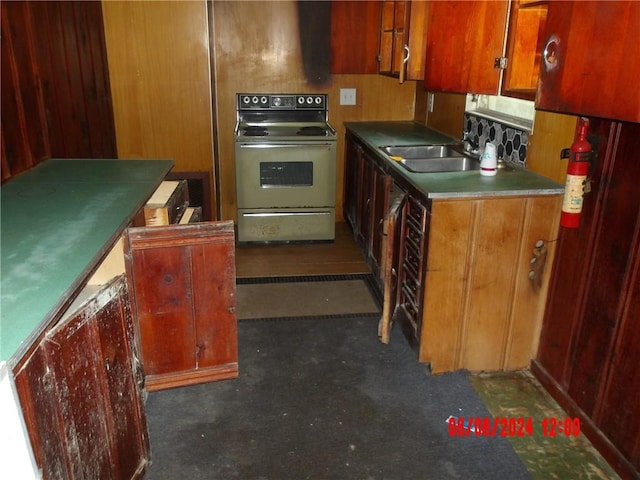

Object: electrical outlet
[340,88,356,106]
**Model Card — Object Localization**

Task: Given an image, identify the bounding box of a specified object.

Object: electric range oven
[234,93,337,243]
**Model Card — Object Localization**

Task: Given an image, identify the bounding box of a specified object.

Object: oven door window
[260,162,313,187]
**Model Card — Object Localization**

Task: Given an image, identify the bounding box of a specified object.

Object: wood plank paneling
[535,120,640,478]
[421,195,561,373]
[1,2,49,180]
[1,1,116,182]
[102,0,216,211]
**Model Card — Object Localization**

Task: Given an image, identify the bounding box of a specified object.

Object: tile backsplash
[463,113,529,167]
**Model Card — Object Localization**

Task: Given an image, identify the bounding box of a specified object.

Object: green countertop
[1,159,174,363]
[345,121,564,199]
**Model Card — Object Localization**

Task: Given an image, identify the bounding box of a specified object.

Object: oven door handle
[238,143,334,148]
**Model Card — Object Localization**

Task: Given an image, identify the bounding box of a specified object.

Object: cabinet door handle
[399,44,410,84]
[543,34,559,72]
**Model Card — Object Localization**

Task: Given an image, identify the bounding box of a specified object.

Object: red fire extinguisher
[560,117,592,228]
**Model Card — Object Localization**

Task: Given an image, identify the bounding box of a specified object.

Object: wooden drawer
[143,180,189,226]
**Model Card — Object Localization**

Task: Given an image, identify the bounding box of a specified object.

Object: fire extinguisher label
[562,174,587,213]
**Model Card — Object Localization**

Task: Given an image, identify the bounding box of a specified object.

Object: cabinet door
[424,0,508,94]
[355,151,374,247]
[396,196,429,349]
[331,1,381,74]
[502,0,549,100]
[378,189,406,344]
[343,135,360,231]
[14,276,149,480]
[379,1,407,77]
[370,163,392,278]
[125,221,238,391]
[379,0,428,82]
[536,1,640,123]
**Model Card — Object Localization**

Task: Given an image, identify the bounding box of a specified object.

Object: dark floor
[227,223,621,479]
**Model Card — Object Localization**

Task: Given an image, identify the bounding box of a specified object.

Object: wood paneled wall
[1,1,116,182]
[212,0,416,221]
[101,1,216,213]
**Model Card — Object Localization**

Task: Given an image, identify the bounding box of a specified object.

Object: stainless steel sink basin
[379,144,480,173]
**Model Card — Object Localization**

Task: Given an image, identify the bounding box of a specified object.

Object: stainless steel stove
[234,93,337,243]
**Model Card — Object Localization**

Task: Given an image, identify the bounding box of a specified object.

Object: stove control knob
[315,96,323,105]
[272,97,282,107]
[306,96,313,104]
[252,96,259,104]
[242,96,251,104]
[260,96,268,105]
[297,96,305,105]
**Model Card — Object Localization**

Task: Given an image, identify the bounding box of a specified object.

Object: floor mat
[145,316,531,480]
[236,274,382,321]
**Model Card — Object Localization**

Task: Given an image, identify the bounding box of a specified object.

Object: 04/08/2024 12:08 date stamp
[447,416,581,437]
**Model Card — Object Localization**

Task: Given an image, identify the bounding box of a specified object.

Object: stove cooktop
[235,122,336,141]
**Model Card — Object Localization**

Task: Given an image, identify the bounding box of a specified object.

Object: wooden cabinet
[502,0,549,100]
[378,0,428,82]
[344,132,562,373]
[419,195,561,372]
[14,276,149,480]
[424,0,547,101]
[331,1,381,74]
[124,221,238,392]
[536,1,640,123]
[424,0,509,94]
[344,132,391,280]
[533,120,640,479]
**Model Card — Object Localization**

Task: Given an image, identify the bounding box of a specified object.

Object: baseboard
[145,363,239,392]
[531,360,639,480]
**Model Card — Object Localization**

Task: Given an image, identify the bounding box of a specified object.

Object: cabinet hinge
[494,57,508,70]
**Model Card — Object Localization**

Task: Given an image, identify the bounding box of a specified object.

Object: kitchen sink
[379,144,480,173]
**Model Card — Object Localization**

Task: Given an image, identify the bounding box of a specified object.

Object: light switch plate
[340,88,356,106]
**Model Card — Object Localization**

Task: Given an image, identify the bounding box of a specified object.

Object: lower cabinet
[345,132,562,373]
[124,221,238,391]
[14,276,149,480]
[417,196,561,373]
[13,220,239,478]
[343,132,391,281]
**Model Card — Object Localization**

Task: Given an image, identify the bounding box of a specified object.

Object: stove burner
[243,126,268,136]
[297,126,327,136]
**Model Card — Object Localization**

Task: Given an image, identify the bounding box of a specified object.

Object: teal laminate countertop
[345,121,564,198]
[1,159,174,363]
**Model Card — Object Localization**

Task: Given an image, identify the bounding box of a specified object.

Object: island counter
[1,158,173,364]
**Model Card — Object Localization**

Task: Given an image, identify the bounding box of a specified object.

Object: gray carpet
[145,315,531,479]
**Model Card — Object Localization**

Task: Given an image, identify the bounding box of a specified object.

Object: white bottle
[480,142,497,176]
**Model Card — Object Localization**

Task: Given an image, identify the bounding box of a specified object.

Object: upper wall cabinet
[331,1,381,74]
[536,1,640,123]
[378,0,428,83]
[502,0,548,100]
[424,1,509,95]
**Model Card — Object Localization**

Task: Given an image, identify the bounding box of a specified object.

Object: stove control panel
[238,94,326,110]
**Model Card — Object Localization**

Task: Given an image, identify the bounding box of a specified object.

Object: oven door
[235,142,336,208]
